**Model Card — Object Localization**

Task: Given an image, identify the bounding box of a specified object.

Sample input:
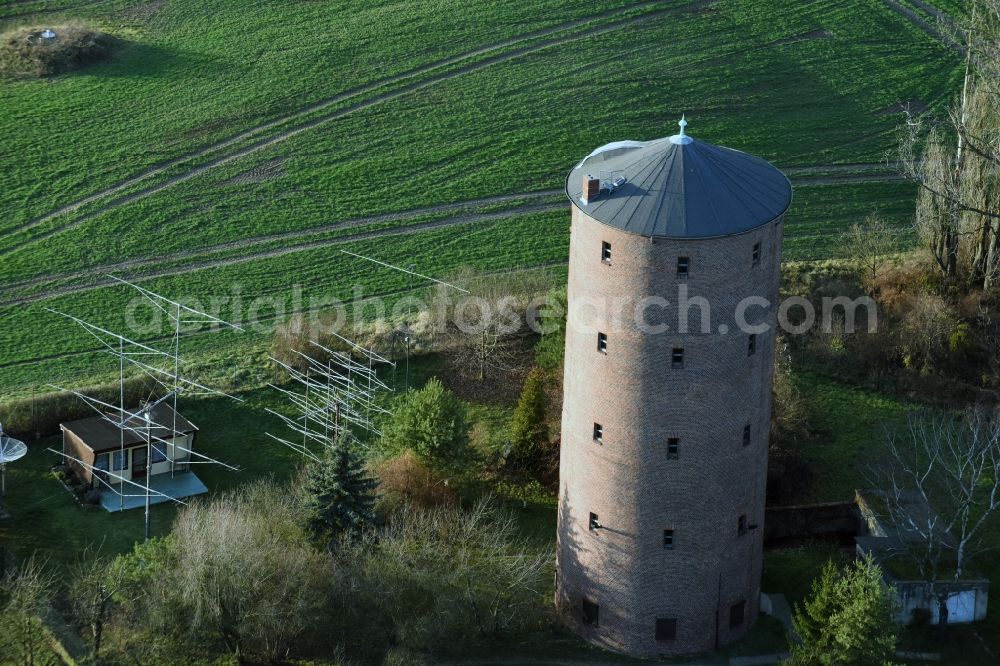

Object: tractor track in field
[881,0,962,52]
[0,165,908,308]
[1,190,564,298]
[0,260,569,377]
[0,0,704,258]
[1,201,567,307]
[0,0,115,21]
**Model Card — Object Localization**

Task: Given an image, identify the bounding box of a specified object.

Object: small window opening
[583,598,600,625]
[655,617,677,641]
[730,600,746,628]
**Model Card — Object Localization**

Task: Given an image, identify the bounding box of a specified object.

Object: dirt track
[1,0,700,258]
[881,0,962,52]
[0,163,909,308]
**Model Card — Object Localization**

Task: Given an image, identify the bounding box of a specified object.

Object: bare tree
[167,481,333,663]
[69,547,132,665]
[433,269,552,382]
[846,213,897,297]
[0,556,58,666]
[896,292,958,371]
[337,497,549,647]
[868,409,1000,625]
[899,0,1000,287]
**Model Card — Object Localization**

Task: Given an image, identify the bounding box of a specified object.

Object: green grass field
[2,2,991,659]
[0,0,961,396]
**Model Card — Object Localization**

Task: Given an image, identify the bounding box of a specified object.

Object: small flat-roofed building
[60,404,201,507]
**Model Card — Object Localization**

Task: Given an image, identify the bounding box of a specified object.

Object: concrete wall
[764,502,862,544]
[893,579,989,625]
[556,205,784,657]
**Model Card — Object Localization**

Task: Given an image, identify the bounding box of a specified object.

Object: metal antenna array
[45,276,242,539]
[340,249,470,391]
[266,332,394,461]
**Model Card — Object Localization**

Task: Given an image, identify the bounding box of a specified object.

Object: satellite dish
[0,423,27,497]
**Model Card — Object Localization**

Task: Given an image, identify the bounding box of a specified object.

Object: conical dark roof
[565,129,792,239]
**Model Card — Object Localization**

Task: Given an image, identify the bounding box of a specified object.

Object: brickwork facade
[555,205,785,657]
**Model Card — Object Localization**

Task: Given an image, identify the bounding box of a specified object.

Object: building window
[583,598,600,626]
[752,243,761,267]
[671,348,684,369]
[748,333,756,356]
[655,617,677,642]
[597,332,608,353]
[663,529,674,549]
[667,437,679,460]
[676,256,689,278]
[151,442,168,464]
[601,241,612,264]
[94,453,109,472]
[738,514,748,537]
[730,600,746,628]
[593,423,603,444]
[589,512,601,531]
[112,450,127,471]
[743,423,751,447]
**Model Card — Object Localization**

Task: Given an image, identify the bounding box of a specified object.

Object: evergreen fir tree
[790,555,900,665]
[302,434,378,541]
[509,366,547,463]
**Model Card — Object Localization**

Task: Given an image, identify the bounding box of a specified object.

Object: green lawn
[0,385,300,569]
[0,0,963,395]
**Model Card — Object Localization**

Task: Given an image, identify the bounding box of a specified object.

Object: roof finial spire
[669,114,693,145]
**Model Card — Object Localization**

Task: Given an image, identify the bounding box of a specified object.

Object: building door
[132,447,147,480]
[946,591,976,623]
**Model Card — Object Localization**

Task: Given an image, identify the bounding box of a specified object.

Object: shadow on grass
[84,40,224,79]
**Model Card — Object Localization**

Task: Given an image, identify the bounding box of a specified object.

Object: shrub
[948,322,973,354]
[0,23,117,78]
[771,341,809,447]
[896,293,959,372]
[509,366,547,465]
[0,375,163,440]
[108,482,334,663]
[0,557,56,665]
[533,287,567,371]
[380,378,470,468]
[373,450,456,510]
[335,499,549,651]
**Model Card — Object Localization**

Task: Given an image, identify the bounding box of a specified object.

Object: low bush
[0,23,118,78]
[0,376,162,440]
[373,450,456,510]
[379,378,471,468]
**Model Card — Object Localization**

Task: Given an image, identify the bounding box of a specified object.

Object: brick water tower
[555,118,791,657]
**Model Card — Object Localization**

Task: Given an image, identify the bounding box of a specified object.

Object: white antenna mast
[267,334,394,462]
[48,277,242,539]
